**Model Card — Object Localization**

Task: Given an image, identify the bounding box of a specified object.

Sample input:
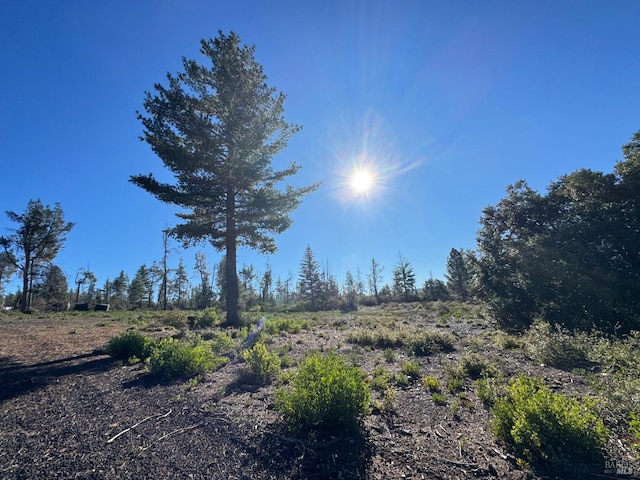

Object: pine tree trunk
[225,187,240,326]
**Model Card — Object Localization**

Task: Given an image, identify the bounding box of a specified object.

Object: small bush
[105,331,153,362]
[409,330,455,356]
[379,387,397,412]
[496,332,522,350]
[275,352,370,433]
[456,353,498,380]
[194,308,220,329]
[347,328,405,349]
[264,317,311,335]
[241,343,281,384]
[523,321,590,369]
[431,392,447,406]
[148,337,226,380]
[383,348,396,363]
[205,331,235,354]
[401,360,421,382]
[371,366,392,391]
[422,375,441,393]
[492,375,607,469]
[446,373,465,393]
[475,377,501,406]
[160,310,188,329]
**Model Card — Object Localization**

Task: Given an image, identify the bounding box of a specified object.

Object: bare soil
[0,306,637,479]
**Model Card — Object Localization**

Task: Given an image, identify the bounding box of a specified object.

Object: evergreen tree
[367,258,384,303]
[0,199,74,312]
[392,254,416,302]
[129,265,150,309]
[111,270,130,309]
[422,277,449,302]
[260,262,273,307]
[172,258,189,308]
[194,251,214,309]
[130,31,318,326]
[298,245,322,310]
[343,270,359,311]
[40,264,69,310]
[445,248,470,301]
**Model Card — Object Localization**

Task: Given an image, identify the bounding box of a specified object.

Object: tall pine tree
[131,31,317,326]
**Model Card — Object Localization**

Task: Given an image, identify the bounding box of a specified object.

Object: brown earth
[0,306,637,479]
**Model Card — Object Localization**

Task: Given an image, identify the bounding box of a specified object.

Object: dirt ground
[0,307,637,479]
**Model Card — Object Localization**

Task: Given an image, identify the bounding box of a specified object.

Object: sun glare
[351,170,373,194]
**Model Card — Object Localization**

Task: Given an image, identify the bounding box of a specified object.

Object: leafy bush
[370,366,392,391]
[409,330,455,356]
[455,353,498,380]
[205,330,236,354]
[241,343,281,384]
[401,360,421,382]
[264,317,311,335]
[347,328,405,349]
[523,321,590,369]
[275,352,370,433]
[431,392,447,406]
[194,308,220,329]
[148,337,226,380]
[160,310,188,329]
[492,375,607,469]
[105,331,153,362]
[422,375,441,393]
[495,332,522,349]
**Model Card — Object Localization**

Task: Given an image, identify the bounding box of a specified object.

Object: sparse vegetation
[276,352,370,433]
[409,329,455,356]
[105,330,153,362]
[148,337,228,380]
[492,375,607,469]
[241,342,281,384]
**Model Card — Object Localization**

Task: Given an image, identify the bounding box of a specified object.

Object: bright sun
[351,170,373,194]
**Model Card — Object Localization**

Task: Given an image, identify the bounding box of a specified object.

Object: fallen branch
[106,409,172,444]
[138,423,203,453]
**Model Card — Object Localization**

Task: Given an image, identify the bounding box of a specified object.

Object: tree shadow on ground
[254,425,374,479]
[0,352,112,401]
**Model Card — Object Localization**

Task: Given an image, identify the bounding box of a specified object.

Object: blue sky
[1,0,639,293]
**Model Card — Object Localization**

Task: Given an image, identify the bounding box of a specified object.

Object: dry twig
[106,409,172,444]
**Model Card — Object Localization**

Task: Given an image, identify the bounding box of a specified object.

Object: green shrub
[456,353,497,380]
[409,330,455,356]
[401,360,421,382]
[194,308,220,329]
[205,330,235,354]
[422,375,441,393]
[275,352,370,433]
[105,331,153,362]
[394,373,410,388]
[523,321,590,369]
[347,328,404,349]
[370,366,392,391]
[496,332,522,350]
[160,310,188,329]
[446,373,465,393]
[431,392,447,406]
[241,343,281,384]
[475,377,501,406]
[148,337,226,380]
[383,348,396,363]
[264,317,311,335]
[492,375,607,469]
